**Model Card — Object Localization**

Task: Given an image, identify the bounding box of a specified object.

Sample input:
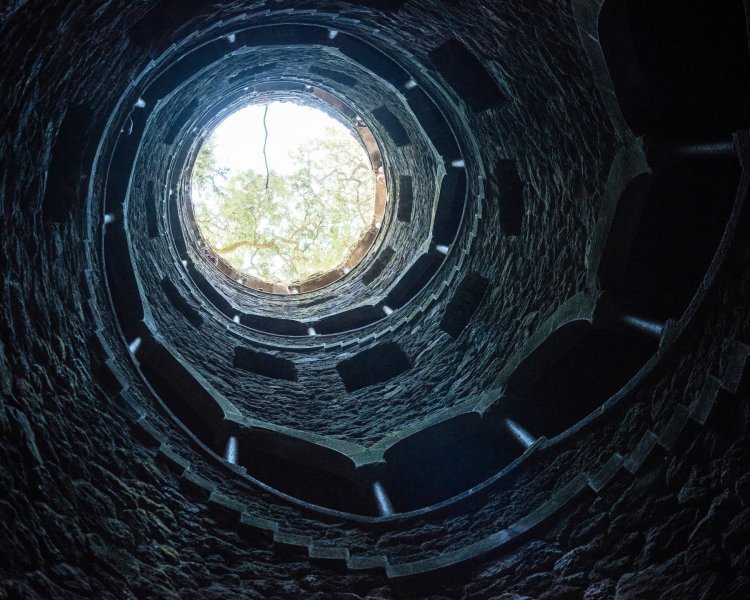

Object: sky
[206,101,352,176]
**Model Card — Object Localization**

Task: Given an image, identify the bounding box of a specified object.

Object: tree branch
[214,240,276,254]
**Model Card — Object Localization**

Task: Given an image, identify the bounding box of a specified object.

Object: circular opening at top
[190,99,386,294]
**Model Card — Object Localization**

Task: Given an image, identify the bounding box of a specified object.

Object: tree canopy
[192,122,377,286]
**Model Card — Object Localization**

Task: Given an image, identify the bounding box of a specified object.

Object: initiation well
[3,1,750,597]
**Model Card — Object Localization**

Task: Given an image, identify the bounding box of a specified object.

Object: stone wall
[1,0,749,598]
